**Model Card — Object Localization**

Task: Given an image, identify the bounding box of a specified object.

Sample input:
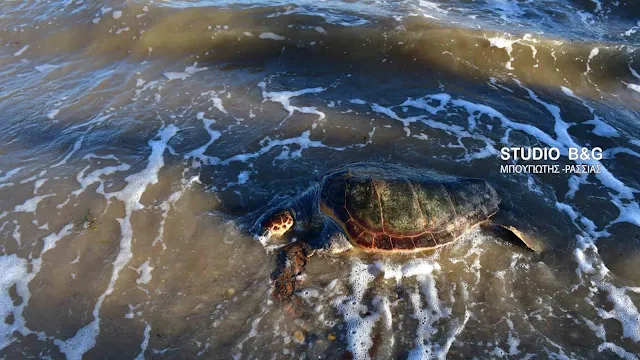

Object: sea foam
[55,125,178,360]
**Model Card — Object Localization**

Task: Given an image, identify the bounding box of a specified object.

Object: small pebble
[293,330,305,344]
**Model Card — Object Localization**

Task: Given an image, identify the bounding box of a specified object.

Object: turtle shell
[319,162,500,251]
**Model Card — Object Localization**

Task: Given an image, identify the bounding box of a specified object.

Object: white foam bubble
[73,162,131,197]
[603,147,640,162]
[586,48,599,73]
[622,21,640,37]
[413,0,447,19]
[374,259,440,283]
[258,82,326,125]
[489,77,514,93]
[258,32,285,40]
[34,64,58,73]
[164,64,207,81]
[9,224,20,246]
[566,173,589,199]
[200,90,228,114]
[13,45,29,57]
[556,202,578,221]
[625,83,640,94]
[504,317,522,355]
[0,255,31,350]
[19,176,38,186]
[184,115,221,166]
[0,182,14,190]
[13,194,55,213]
[406,271,451,360]
[560,86,619,137]
[237,171,250,185]
[597,342,638,360]
[598,285,640,343]
[41,223,74,254]
[135,260,153,285]
[68,113,113,130]
[629,66,640,81]
[133,324,151,360]
[152,175,198,250]
[0,168,22,183]
[582,316,606,341]
[373,295,392,331]
[221,130,344,164]
[333,263,379,360]
[488,36,518,70]
[0,223,73,350]
[370,103,422,127]
[51,136,84,168]
[133,80,160,102]
[267,6,370,26]
[585,119,620,137]
[235,313,264,352]
[611,197,640,227]
[46,108,60,119]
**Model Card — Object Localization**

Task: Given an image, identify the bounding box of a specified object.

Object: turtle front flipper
[271,241,314,303]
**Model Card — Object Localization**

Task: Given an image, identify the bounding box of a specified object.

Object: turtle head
[260,209,295,238]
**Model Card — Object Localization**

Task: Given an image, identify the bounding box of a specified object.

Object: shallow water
[1,0,640,359]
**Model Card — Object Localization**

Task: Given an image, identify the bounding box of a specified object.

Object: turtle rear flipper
[486,222,546,252]
[484,212,548,252]
[271,242,314,302]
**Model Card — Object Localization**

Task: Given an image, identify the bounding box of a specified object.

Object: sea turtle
[253,162,543,302]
